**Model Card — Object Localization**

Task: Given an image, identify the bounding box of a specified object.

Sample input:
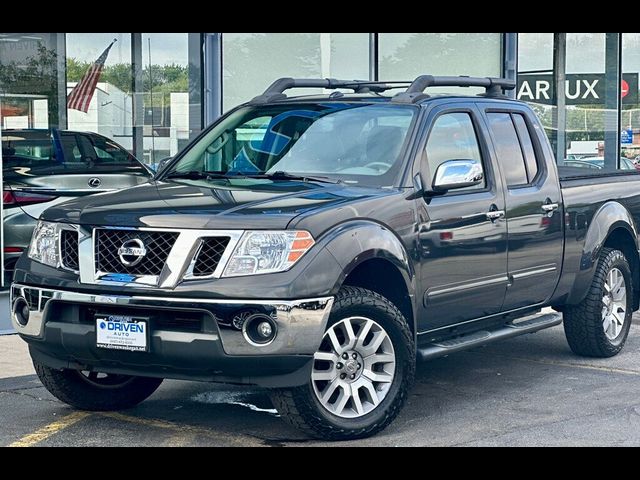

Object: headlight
[222,230,315,277]
[28,221,60,267]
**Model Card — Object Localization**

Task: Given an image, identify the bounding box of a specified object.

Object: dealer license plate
[96,315,148,352]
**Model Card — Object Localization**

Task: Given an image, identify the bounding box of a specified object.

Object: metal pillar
[188,33,204,139]
[552,33,567,164]
[604,33,621,170]
[131,33,144,161]
[203,33,222,126]
[503,33,518,99]
[55,33,67,129]
[369,33,378,81]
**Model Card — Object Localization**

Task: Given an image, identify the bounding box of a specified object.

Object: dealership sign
[517,73,639,105]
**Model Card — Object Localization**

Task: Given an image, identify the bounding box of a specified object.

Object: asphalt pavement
[3,317,640,446]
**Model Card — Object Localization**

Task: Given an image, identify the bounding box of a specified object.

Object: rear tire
[34,361,163,411]
[563,248,633,358]
[270,286,415,440]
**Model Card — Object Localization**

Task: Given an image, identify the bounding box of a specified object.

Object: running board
[417,312,562,361]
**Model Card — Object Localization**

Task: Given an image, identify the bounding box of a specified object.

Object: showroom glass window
[66,33,133,154]
[622,34,640,165]
[518,33,628,174]
[141,33,202,165]
[67,33,202,166]
[379,33,502,95]
[0,33,65,129]
[222,33,370,111]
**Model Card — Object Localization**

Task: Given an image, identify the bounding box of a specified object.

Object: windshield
[163,103,416,186]
[2,129,148,177]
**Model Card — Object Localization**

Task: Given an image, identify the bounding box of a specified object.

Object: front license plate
[96,315,148,352]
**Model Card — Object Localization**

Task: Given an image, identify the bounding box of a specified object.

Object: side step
[417,312,562,361]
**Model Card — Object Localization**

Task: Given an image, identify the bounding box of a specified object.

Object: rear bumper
[10,284,334,387]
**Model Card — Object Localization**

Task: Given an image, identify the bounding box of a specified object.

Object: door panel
[484,108,563,309]
[416,106,507,331]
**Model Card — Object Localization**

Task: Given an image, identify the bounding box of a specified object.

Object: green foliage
[66,58,189,107]
[0,43,60,124]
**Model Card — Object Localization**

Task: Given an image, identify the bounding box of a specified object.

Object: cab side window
[425,112,486,191]
[487,112,540,187]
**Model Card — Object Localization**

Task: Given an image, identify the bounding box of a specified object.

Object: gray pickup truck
[10,75,640,440]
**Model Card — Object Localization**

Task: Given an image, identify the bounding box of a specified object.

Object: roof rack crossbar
[392,75,516,104]
[250,78,411,104]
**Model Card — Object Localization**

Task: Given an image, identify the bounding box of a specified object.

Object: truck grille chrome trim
[10,284,334,356]
[76,227,243,289]
[95,229,179,276]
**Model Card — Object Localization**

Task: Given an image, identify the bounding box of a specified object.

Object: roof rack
[391,75,516,104]
[250,78,412,104]
[249,75,516,105]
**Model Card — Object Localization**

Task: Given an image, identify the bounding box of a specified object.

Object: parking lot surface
[3,320,640,447]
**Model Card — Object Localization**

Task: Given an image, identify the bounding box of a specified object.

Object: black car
[10,76,640,440]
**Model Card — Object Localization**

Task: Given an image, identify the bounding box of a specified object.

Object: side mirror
[431,159,484,193]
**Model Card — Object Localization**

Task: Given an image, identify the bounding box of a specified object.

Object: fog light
[242,313,277,346]
[12,298,30,326]
[257,321,273,339]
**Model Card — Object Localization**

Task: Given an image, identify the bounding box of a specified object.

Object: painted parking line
[98,412,264,447]
[9,412,91,447]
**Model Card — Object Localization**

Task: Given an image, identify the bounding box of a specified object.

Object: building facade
[1,32,639,282]
[3,33,638,166]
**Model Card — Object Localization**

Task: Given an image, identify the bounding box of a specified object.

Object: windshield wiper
[163,170,246,180]
[246,171,342,184]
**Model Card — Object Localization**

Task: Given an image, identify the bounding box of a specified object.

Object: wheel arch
[323,221,417,335]
[567,201,640,308]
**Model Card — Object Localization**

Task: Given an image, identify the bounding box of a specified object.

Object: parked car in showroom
[2,129,152,285]
[11,76,640,440]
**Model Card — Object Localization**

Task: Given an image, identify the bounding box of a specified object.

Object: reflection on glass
[379,33,502,94]
[0,33,62,130]
[142,33,201,167]
[167,103,415,187]
[66,33,133,153]
[518,33,630,175]
[222,33,370,110]
[622,34,640,166]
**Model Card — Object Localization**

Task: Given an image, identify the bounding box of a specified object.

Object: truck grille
[192,237,230,276]
[60,230,79,271]
[95,229,179,276]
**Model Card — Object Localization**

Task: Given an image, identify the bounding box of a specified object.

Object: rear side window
[512,114,539,182]
[487,113,528,187]
[3,130,146,177]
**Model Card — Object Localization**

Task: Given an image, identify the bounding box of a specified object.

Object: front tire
[270,286,416,440]
[34,361,163,411]
[564,248,633,358]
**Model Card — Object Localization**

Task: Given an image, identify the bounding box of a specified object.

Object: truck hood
[41,178,390,231]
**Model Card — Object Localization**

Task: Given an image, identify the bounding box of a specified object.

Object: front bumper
[10,284,334,387]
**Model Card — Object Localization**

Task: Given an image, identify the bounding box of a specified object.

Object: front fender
[322,220,416,297]
[567,201,639,304]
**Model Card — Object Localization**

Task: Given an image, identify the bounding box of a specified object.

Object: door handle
[486,206,505,221]
[541,202,559,213]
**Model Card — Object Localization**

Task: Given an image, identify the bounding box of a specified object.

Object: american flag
[67,39,117,113]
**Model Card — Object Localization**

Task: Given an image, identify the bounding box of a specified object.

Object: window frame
[416,104,496,198]
[483,106,549,190]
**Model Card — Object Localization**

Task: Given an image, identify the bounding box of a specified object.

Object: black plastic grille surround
[95,229,179,276]
[192,237,230,276]
[60,230,79,271]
